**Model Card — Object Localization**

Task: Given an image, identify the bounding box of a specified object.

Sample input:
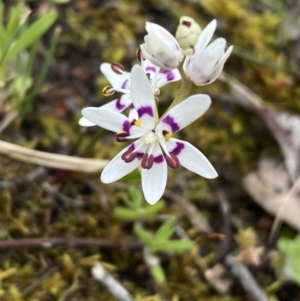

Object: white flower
[79,60,181,127]
[81,65,217,204]
[183,20,233,86]
[140,22,183,69]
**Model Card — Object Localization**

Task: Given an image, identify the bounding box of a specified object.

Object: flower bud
[140,22,183,69]
[183,20,233,86]
[175,16,201,56]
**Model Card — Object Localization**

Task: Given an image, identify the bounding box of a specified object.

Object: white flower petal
[157,94,211,134]
[196,45,234,86]
[81,107,129,133]
[79,116,95,127]
[101,143,143,183]
[141,143,167,204]
[141,22,182,69]
[130,65,156,129]
[100,63,131,92]
[194,19,217,55]
[155,68,181,88]
[167,139,218,179]
[101,95,132,112]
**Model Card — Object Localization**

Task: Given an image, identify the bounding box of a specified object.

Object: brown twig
[0,237,142,250]
[164,189,212,234]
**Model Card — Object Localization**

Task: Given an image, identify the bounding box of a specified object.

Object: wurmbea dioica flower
[81,65,217,204]
[183,20,233,86]
[79,59,181,126]
[140,22,183,69]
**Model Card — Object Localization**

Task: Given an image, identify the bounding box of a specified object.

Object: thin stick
[0,237,142,250]
[0,140,108,172]
[164,189,212,234]
[92,262,135,301]
[225,255,269,301]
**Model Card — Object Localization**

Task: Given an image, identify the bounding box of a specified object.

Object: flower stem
[164,63,193,114]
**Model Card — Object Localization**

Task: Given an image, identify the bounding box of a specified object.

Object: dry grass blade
[0,140,108,172]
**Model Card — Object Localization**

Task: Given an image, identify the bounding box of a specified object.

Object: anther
[102,86,115,96]
[121,149,137,163]
[162,130,171,141]
[165,154,180,169]
[116,132,129,142]
[141,153,154,169]
[111,63,125,74]
[136,48,143,62]
[131,119,142,127]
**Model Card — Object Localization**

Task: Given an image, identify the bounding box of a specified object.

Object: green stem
[163,66,193,118]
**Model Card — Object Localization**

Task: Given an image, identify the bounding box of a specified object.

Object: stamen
[165,154,180,169]
[141,153,154,169]
[121,149,137,163]
[103,86,115,96]
[116,132,129,142]
[136,48,143,62]
[162,130,171,141]
[111,63,125,74]
[131,119,142,127]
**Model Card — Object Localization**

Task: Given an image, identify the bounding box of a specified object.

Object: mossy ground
[0,0,300,300]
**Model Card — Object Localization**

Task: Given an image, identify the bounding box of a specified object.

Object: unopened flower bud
[175,16,201,56]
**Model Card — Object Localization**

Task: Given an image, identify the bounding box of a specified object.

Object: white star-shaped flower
[79,60,181,126]
[183,20,233,86]
[81,65,217,204]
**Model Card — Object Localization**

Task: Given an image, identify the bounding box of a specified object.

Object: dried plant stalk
[0,140,108,172]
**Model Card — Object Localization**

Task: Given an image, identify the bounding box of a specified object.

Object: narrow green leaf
[150,265,166,284]
[155,218,176,241]
[143,201,165,216]
[152,240,194,252]
[4,12,57,62]
[113,207,139,220]
[6,3,24,35]
[134,224,154,247]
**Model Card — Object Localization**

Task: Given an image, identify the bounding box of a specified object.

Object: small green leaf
[152,240,194,252]
[134,224,154,247]
[113,207,139,220]
[278,235,300,284]
[143,201,165,216]
[150,265,166,284]
[155,218,176,241]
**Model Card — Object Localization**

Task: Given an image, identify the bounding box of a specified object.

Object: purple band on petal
[121,79,129,89]
[161,70,175,82]
[170,142,184,156]
[162,115,180,133]
[137,152,144,159]
[137,106,153,118]
[122,120,131,133]
[128,144,144,159]
[116,97,125,110]
[154,154,164,163]
[145,66,156,73]
[128,143,135,151]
